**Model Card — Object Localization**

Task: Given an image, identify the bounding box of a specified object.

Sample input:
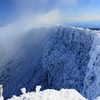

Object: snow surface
[7,86,87,100]
[0,25,100,99]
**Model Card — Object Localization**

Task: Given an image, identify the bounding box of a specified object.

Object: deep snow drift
[0,25,100,99]
[7,86,87,100]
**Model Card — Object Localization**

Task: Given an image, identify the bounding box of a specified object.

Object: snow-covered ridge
[7,86,87,100]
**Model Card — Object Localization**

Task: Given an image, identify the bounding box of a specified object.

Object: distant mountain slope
[67,20,100,28]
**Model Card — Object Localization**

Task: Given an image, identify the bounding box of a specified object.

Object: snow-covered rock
[21,88,26,94]
[35,86,41,92]
[7,86,87,100]
[42,25,94,92]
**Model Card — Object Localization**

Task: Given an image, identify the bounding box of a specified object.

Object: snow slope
[8,86,87,100]
[0,25,100,99]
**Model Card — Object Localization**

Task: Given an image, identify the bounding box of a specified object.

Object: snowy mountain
[0,25,100,99]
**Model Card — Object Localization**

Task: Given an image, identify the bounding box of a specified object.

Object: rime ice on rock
[21,88,26,94]
[35,86,41,92]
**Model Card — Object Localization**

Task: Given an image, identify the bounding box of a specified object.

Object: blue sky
[0,0,100,27]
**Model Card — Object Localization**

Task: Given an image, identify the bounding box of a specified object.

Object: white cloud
[12,9,61,30]
[32,9,61,26]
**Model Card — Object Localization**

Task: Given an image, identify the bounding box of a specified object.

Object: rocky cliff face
[0,25,100,100]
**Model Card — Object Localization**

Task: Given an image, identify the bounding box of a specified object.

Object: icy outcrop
[42,25,94,93]
[7,86,87,100]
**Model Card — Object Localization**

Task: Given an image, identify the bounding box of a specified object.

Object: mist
[0,8,62,62]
